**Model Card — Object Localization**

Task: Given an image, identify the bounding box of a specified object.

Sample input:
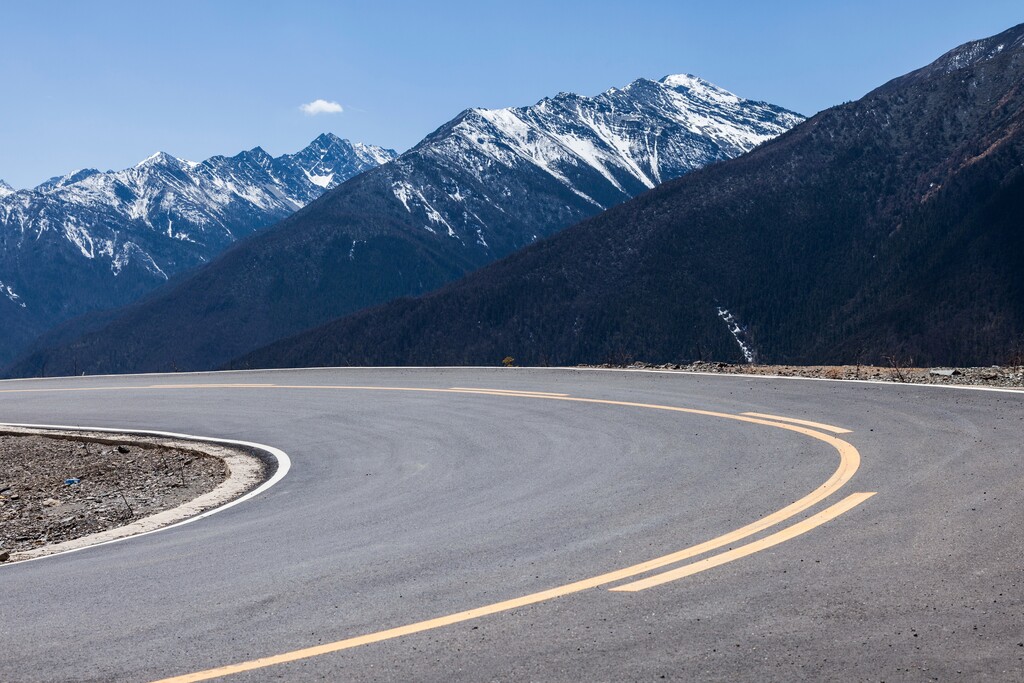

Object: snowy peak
[414,72,801,205]
[657,74,742,104]
[0,133,395,327]
[237,146,274,164]
[275,134,397,198]
[35,168,103,193]
[373,73,802,262]
[135,151,188,169]
[284,133,396,176]
[0,132,396,365]
[351,141,400,167]
[2,134,398,244]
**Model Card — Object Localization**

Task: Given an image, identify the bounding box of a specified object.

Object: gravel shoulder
[0,427,267,563]
[587,361,1024,389]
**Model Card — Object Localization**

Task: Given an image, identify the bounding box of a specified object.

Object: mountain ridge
[5,74,803,377]
[226,24,1024,371]
[0,135,396,365]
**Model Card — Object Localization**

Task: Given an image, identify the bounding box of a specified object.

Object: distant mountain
[6,75,801,377]
[229,24,1024,370]
[0,134,395,365]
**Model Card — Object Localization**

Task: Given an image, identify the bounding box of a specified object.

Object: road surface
[1,368,1021,681]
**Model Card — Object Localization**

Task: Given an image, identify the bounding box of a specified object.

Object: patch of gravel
[0,430,248,562]
[583,361,1024,389]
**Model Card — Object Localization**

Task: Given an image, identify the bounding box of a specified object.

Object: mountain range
[227,23,1024,370]
[5,75,802,377]
[0,135,395,366]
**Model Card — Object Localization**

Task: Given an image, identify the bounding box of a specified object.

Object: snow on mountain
[1,134,395,277]
[219,25,1024,373]
[0,279,24,307]
[371,74,802,258]
[933,27,1024,74]
[879,24,1024,90]
[0,134,395,365]
[0,72,803,375]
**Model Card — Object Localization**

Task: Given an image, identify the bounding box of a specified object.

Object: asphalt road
[1,367,1021,682]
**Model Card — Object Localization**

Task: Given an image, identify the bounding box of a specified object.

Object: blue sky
[1,1,1021,188]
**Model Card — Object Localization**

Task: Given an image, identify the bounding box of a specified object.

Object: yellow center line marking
[147,384,278,389]
[154,496,877,682]
[0,382,871,681]
[0,386,137,394]
[741,412,852,434]
[610,492,876,591]
[0,384,280,394]
[450,387,570,396]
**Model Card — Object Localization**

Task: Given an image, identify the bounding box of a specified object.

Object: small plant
[115,487,134,520]
[854,346,868,380]
[1007,336,1024,372]
[501,356,516,367]
[884,354,909,383]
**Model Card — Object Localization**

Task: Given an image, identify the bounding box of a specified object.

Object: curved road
[1,368,1021,682]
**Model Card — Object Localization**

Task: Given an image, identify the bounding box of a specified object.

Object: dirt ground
[0,433,227,561]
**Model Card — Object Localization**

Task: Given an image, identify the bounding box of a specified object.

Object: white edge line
[0,422,291,566]
[3,365,1022,395]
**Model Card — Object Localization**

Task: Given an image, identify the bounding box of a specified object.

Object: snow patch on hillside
[0,279,26,307]
[303,169,335,188]
[717,307,756,363]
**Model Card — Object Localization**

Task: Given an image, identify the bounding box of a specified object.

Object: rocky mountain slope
[0,135,395,366]
[228,24,1024,370]
[6,76,801,377]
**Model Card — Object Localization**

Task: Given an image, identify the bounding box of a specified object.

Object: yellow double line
[0,381,874,680]
[138,385,875,682]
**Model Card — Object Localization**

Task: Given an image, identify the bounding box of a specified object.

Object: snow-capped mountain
[4,75,803,376]
[220,23,1024,371]
[0,134,395,365]
[376,74,802,258]
[4,132,394,262]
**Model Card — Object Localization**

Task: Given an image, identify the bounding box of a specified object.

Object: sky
[1,1,1021,189]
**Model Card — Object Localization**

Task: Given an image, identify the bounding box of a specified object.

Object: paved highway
[1,368,1021,682]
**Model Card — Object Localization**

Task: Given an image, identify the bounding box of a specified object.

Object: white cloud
[300,99,344,115]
